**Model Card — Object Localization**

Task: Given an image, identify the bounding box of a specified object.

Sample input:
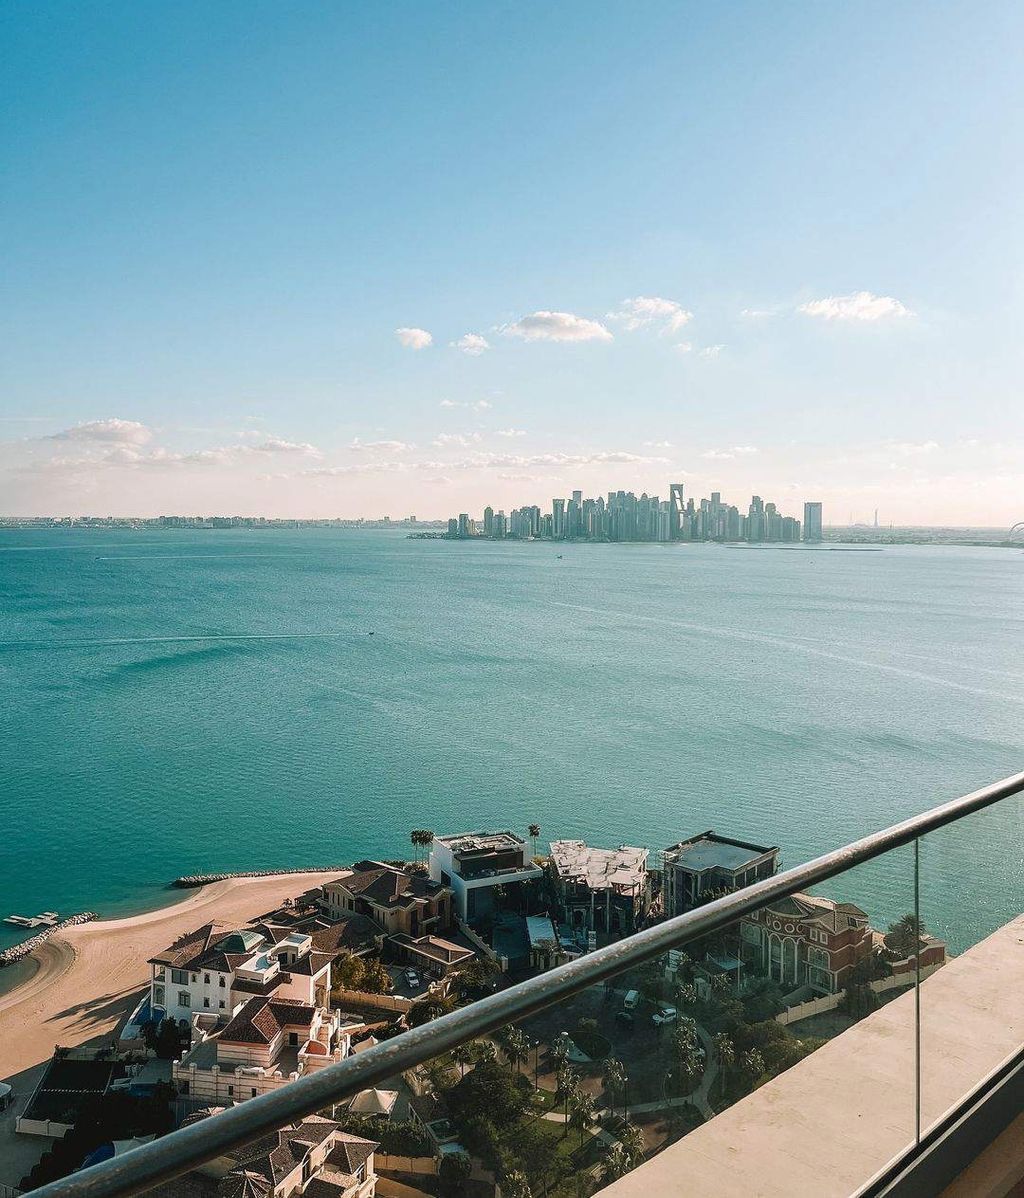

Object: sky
[2,2,1022,525]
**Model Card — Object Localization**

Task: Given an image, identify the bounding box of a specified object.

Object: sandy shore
[0,871,344,1081]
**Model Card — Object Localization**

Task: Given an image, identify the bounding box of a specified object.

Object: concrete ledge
[597,914,1024,1198]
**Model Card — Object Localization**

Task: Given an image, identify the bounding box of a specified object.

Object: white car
[404,968,422,987]
[652,1004,678,1026]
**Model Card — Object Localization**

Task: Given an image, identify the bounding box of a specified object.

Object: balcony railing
[30,768,1024,1198]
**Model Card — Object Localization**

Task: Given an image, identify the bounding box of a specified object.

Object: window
[178,991,190,1008]
[171,969,189,985]
[227,1085,234,1097]
[251,1088,257,1098]
[203,997,210,1008]
[219,976,226,988]
[204,973,210,984]
[154,966,166,980]
[153,985,165,1006]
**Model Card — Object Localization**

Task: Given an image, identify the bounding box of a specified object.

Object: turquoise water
[1,529,1021,969]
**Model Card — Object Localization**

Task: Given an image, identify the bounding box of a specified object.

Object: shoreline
[0,869,346,1082]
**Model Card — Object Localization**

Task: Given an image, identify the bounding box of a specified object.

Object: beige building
[153,1111,377,1198]
[173,997,356,1106]
[320,862,452,937]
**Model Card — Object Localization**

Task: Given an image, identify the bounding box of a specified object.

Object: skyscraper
[803,502,823,542]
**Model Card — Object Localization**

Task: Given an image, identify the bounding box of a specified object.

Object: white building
[428,831,543,923]
[148,923,333,1034]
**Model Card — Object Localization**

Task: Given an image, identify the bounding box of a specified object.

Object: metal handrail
[31,769,1024,1198]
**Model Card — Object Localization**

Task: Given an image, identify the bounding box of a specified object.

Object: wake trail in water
[0,632,350,650]
[551,602,1024,705]
[96,554,307,560]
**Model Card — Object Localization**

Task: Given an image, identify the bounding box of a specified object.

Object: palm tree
[550,1034,570,1073]
[502,1170,532,1198]
[617,1120,645,1167]
[409,829,424,865]
[473,1038,497,1064]
[741,1048,765,1087]
[421,830,435,865]
[568,1088,597,1150]
[556,1067,579,1137]
[528,823,541,858]
[451,1042,473,1078]
[504,1027,530,1074]
[598,1144,630,1185]
[714,1032,735,1094]
[602,1056,627,1122]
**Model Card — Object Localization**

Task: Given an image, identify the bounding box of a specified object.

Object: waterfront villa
[149,925,334,1033]
[739,892,874,993]
[319,862,452,937]
[172,996,354,1106]
[548,840,650,936]
[428,831,543,923]
[152,1111,378,1198]
[661,831,780,916]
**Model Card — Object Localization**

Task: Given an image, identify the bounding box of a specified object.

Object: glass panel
[452,846,920,1196]
[918,793,1024,1140]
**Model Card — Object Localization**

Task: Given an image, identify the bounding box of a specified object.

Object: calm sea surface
[1,529,1021,976]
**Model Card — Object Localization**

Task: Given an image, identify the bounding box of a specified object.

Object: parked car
[652,1004,678,1026]
[622,989,641,1011]
[614,1011,635,1032]
[404,968,422,987]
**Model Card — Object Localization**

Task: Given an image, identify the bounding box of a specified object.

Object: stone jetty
[172,866,350,888]
[0,912,96,966]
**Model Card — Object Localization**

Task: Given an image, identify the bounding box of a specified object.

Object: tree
[410,829,422,865]
[459,955,500,997]
[741,1048,765,1087]
[155,1018,182,1061]
[528,823,541,858]
[556,1067,580,1135]
[408,995,453,1027]
[502,1168,533,1198]
[451,1042,474,1078]
[439,1151,472,1196]
[675,982,698,1010]
[359,957,393,994]
[333,954,365,991]
[602,1056,627,1121]
[841,982,879,1020]
[504,1027,530,1074]
[448,1059,530,1130]
[568,1088,597,1150]
[599,1144,631,1185]
[884,913,927,960]
[421,830,435,865]
[618,1120,645,1167]
[711,972,732,997]
[550,1035,570,1074]
[714,1032,735,1091]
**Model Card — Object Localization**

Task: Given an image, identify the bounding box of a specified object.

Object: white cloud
[892,440,940,456]
[250,438,320,456]
[740,307,778,319]
[798,292,911,322]
[349,438,414,453]
[496,428,527,438]
[700,445,758,461]
[503,310,612,343]
[608,296,693,334]
[452,333,490,356]
[433,433,482,448]
[438,399,492,411]
[395,326,433,349]
[48,418,153,446]
[643,440,673,449]
[675,342,693,354]
[699,344,724,359]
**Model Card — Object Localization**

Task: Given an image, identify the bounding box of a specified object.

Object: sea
[1,528,1022,988]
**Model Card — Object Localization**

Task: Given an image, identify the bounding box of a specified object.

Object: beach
[0,870,344,1082]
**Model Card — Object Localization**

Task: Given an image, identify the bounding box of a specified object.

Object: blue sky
[2,2,1022,522]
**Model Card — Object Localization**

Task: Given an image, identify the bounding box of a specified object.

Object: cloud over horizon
[608,295,693,334]
[798,292,911,322]
[502,310,612,343]
[395,326,434,349]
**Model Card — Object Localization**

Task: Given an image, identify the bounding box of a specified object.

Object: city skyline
[444,485,819,545]
[3,4,1022,525]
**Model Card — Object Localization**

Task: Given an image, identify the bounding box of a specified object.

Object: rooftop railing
[30,769,1024,1198]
